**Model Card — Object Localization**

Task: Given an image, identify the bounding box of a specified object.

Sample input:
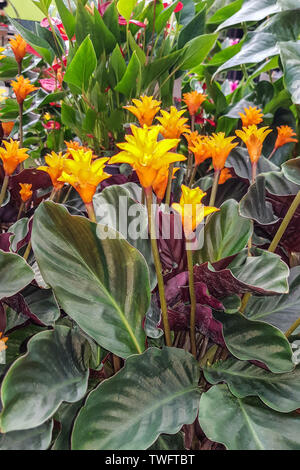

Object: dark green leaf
[64,36,97,91]
[0,421,53,450]
[0,251,34,299]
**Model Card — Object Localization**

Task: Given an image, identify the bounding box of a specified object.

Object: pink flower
[163,1,183,12]
[230,80,239,93]
[26,44,42,58]
[42,121,61,130]
[229,38,240,46]
[118,16,146,27]
[41,17,74,41]
[40,78,58,92]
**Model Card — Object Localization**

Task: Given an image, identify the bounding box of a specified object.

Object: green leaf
[0,251,34,299]
[93,8,116,56]
[207,0,243,25]
[0,326,89,432]
[179,33,218,71]
[52,401,84,450]
[117,0,137,21]
[213,311,294,373]
[22,284,60,326]
[178,5,206,50]
[55,0,76,40]
[64,36,97,91]
[279,41,300,105]
[0,421,53,450]
[93,185,156,290]
[282,157,300,185]
[110,44,127,83]
[115,51,141,98]
[155,2,179,34]
[31,202,149,358]
[149,432,185,450]
[199,384,300,450]
[195,199,252,264]
[225,147,279,183]
[205,359,300,413]
[264,170,300,196]
[32,0,52,15]
[217,0,280,31]
[72,347,200,450]
[142,49,183,89]
[244,266,300,333]
[61,103,78,128]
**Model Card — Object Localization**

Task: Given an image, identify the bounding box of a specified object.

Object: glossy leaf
[179,33,218,71]
[117,0,137,21]
[0,251,34,299]
[0,421,53,450]
[225,147,279,183]
[217,0,280,31]
[199,384,300,450]
[115,51,141,98]
[279,41,300,105]
[213,311,293,373]
[31,202,149,358]
[0,326,89,432]
[282,158,300,185]
[64,36,97,91]
[239,175,279,225]
[72,347,200,450]
[204,359,300,413]
[55,0,76,40]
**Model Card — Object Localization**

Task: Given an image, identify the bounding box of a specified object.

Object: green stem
[23,241,32,261]
[62,185,72,204]
[17,201,25,221]
[145,187,172,346]
[187,248,196,358]
[19,102,23,148]
[189,165,198,188]
[85,202,97,222]
[0,175,9,207]
[165,163,174,207]
[269,190,300,253]
[285,317,300,338]
[209,169,220,206]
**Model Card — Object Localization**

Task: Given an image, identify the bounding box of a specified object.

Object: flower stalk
[209,169,220,207]
[187,247,197,358]
[0,175,9,207]
[145,187,172,347]
[86,202,97,222]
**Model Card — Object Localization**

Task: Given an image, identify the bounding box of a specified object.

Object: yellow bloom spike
[189,135,211,166]
[236,125,272,164]
[0,139,30,175]
[19,183,33,203]
[275,125,298,150]
[124,96,161,127]
[0,332,8,353]
[9,34,27,65]
[58,149,111,204]
[183,91,207,116]
[0,88,7,103]
[0,47,5,61]
[172,184,219,234]
[207,132,238,171]
[65,141,98,159]
[157,107,190,139]
[38,151,69,190]
[239,106,263,128]
[2,121,15,137]
[109,124,186,197]
[11,75,38,105]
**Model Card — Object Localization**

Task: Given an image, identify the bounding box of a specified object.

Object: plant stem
[112,354,121,373]
[285,317,300,338]
[209,169,220,206]
[0,175,9,207]
[85,202,97,222]
[151,0,157,51]
[268,147,276,160]
[23,241,32,261]
[251,161,257,184]
[17,201,25,220]
[19,102,23,148]
[189,165,198,188]
[145,187,172,346]
[187,248,196,358]
[269,190,300,253]
[62,185,72,204]
[165,163,174,207]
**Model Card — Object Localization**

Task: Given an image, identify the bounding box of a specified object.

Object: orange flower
[183,91,207,116]
[219,168,233,185]
[58,149,111,203]
[185,131,199,149]
[9,34,27,64]
[152,166,179,202]
[65,141,97,159]
[236,125,272,164]
[11,76,38,105]
[157,107,190,139]
[109,125,186,195]
[38,152,68,190]
[19,183,33,202]
[239,106,263,128]
[0,332,8,352]
[172,184,219,234]
[2,121,15,137]
[189,135,211,166]
[124,96,161,127]
[275,125,298,149]
[207,133,238,171]
[0,139,30,175]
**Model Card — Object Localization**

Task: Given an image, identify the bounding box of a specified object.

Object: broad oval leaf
[213,311,294,373]
[225,147,279,183]
[204,359,300,413]
[31,202,149,358]
[195,199,252,264]
[0,250,34,299]
[72,347,200,450]
[239,175,279,225]
[282,158,300,185]
[0,421,53,450]
[0,326,89,432]
[117,0,137,21]
[199,384,300,450]
[64,36,97,91]
[217,0,280,31]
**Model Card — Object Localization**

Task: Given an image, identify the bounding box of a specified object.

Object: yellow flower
[236,125,272,164]
[2,121,15,137]
[9,34,27,64]
[172,184,219,234]
[19,183,33,202]
[58,149,111,203]
[0,88,7,103]
[0,332,8,352]
[65,141,97,159]
[275,125,298,150]
[0,47,5,60]
[157,107,190,139]
[11,75,38,105]
[124,96,161,127]
[43,113,51,121]
[0,139,29,175]
[183,91,207,116]
[239,106,263,128]
[207,132,238,171]
[109,125,186,195]
[189,135,211,166]
[38,151,68,190]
